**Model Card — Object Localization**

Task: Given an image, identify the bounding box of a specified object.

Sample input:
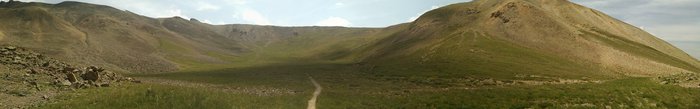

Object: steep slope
[213,25,401,61]
[1,0,698,78]
[361,0,700,79]
[0,1,181,73]
[0,1,389,73]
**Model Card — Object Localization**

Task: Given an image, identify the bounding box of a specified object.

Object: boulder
[66,73,78,83]
[26,69,37,74]
[87,66,104,72]
[41,62,49,67]
[82,68,100,81]
[58,80,72,86]
[0,45,125,90]
[480,79,497,85]
[5,46,16,51]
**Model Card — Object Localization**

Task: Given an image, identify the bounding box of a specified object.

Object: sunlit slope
[0,2,270,72]
[1,0,697,77]
[359,0,700,79]
[0,1,390,72]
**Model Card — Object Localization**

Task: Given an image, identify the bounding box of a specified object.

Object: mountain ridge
[0,0,697,78]
[358,0,699,79]
[4,0,700,108]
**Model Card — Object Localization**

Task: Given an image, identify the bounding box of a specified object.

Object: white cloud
[226,0,247,5]
[235,9,272,25]
[203,20,213,24]
[154,9,190,19]
[335,2,345,6]
[216,21,227,25]
[407,16,420,22]
[407,5,440,22]
[316,17,352,26]
[196,2,220,11]
[202,20,227,25]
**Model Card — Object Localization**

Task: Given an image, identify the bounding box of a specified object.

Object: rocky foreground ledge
[0,45,134,108]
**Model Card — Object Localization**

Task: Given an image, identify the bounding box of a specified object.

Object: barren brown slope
[360,0,700,79]
[1,0,697,78]
[0,1,386,73]
[0,1,197,73]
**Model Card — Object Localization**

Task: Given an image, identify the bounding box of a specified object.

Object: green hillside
[2,0,700,108]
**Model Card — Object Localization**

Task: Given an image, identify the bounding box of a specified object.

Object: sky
[6,0,700,59]
[13,0,466,27]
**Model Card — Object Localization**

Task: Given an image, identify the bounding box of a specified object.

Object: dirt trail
[307,76,322,109]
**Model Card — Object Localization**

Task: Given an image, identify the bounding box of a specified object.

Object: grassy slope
[11,1,700,108]
[41,63,700,108]
[367,30,616,80]
[40,84,307,109]
[35,26,700,108]
[583,29,700,73]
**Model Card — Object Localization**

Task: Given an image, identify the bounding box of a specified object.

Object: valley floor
[28,62,700,108]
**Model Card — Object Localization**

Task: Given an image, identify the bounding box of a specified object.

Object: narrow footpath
[307,75,322,109]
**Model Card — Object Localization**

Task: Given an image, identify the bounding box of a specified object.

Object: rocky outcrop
[0,45,127,89]
[657,73,700,88]
[0,45,135,108]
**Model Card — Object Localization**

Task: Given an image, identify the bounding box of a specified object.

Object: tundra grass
[317,78,700,109]
[132,63,700,109]
[43,63,700,108]
[39,83,307,109]
[583,29,700,72]
[369,31,616,80]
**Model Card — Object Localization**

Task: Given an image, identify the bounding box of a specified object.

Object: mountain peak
[374,0,700,76]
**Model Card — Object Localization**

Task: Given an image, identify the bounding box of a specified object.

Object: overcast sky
[8,0,700,58]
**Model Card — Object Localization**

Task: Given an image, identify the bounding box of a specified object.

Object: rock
[83,70,100,81]
[66,73,78,83]
[59,80,72,86]
[100,83,110,87]
[190,18,200,22]
[26,69,37,74]
[1,45,125,91]
[481,79,497,85]
[89,66,104,72]
[41,62,49,67]
[6,46,16,51]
